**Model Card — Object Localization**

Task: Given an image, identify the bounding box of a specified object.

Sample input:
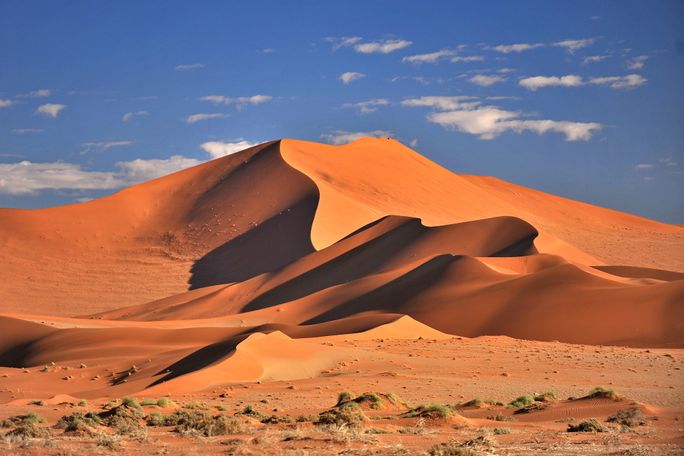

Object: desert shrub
[493,427,511,435]
[121,397,141,409]
[317,406,367,428]
[95,433,121,449]
[27,400,44,406]
[1,419,13,428]
[99,403,145,437]
[6,422,52,439]
[364,427,390,434]
[404,403,452,419]
[567,419,607,433]
[156,397,175,407]
[296,414,318,422]
[514,402,549,414]
[56,412,102,435]
[77,399,87,407]
[486,414,514,422]
[241,405,268,420]
[261,414,293,424]
[581,387,619,400]
[533,391,557,402]
[508,395,535,408]
[386,392,410,408]
[140,399,158,407]
[336,391,355,405]
[607,407,647,427]
[174,410,243,436]
[355,392,384,409]
[428,440,479,456]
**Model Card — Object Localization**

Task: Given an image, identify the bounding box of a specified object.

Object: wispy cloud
[81,140,132,153]
[175,63,205,71]
[185,113,228,124]
[469,74,506,87]
[121,111,149,122]
[583,55,607,64]
[200,139,258,158]
[320,130,393,145]
[339,71,365,84]
[35,103,66,118]
[492,43,543,53]
[451,55,484,62]
[589,74,646,89]
[342,98,390,114]
[402,49,455,64]
[403,96,601,141]
[626,55,648,70]
[519,74,646,90]
[0,99,15,108]
[519,75,583,90]
[11,128,43,134]
[553,38,596,53]
[634,163,655,170]
[17,89,50,98]
[199,95,273,107]
[327,36,411,54]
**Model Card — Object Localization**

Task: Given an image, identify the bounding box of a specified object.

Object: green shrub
[533,391,557,402]
[508,395,534,408]
[121,397,141,409]
[404,403,453,419]
[582,387,619,400]
[140,399,158,406]
[356,392,384,409]
[317,406,367,428]
[567,419,607,433]
[156,397,175,407]
[461,398,483,408]
[6,422,52,439]
[336,391,355,405]
[56,412,102,435]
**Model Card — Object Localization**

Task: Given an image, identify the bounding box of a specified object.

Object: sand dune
[0,137,682,402]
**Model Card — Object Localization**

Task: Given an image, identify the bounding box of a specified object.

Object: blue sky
[1,0,682,222]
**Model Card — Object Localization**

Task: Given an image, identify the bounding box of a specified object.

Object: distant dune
[0,138,682,398]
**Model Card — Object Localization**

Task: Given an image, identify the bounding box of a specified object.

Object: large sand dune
[0,138,682,401]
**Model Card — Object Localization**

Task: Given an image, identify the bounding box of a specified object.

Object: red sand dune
[0,138,682,398]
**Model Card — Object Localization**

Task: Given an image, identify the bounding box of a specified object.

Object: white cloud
[115,155,201,181]
[589,74,646,89]
[626,55,648,70]
[634,163,655,170]
[200,140,258,159]
[0,99,14,108]
[583,55,607,64]
[339,71,366,84]
[11,128,43,134]
[492,43,543,53]
[354,39,412,54]
[402,49,455,64]
[342,98,389,114]
[199,94,273,106]
[391,75,430,85]
[451,55,484,62]
[35,103,66,118]
[185,113,228,124]
[81,140,132,153]
[17,89,50,98]
[403,96,601,141]
[175,63,205,71]
[0,161,122,195]
[258,48,275,54]
[320,130,393,145]
[659,157,677,167]
[401,96,480,111]
[553,38,596,53]
[469,74,506,87]
[428,108,601,141]
[121,110,149,122]
[519,75,583,90]
[327,36,411,54]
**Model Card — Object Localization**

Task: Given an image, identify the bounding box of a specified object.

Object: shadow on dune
[188,196,319,288]
[148,335,248,387]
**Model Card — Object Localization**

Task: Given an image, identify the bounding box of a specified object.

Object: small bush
[567,418,607,433]
[461,398,483,408]
[514,402,549,414]
[581,387,619,400]
[140,399,158,407]
[355,392,384,409]
[174,410,243,436]
[508,395,534,408]
[6,422,52,439]
[386,392,410,408]
[95,433,121,449]
[336,391,355,405]
[27,400,44,406]
[56,412,102,435]
[486,414,514,422]
[607,407,647,427]
[534,392,557,402]
[428,440,479,456]
[121,397,141,409]
[317,406,367,428]
[296,414,318,422]
[77,399,88,407]
[404,403,452,419]
[493,427,511,435]
[241,405,268,420]
[156,397,174,408]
